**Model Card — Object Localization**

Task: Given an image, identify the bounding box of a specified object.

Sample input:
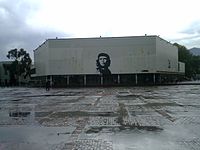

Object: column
[84,75,87,86]
[118,74,120,84]
[100,75,103,86]
[67,76,69,86]
[153,74,156,84]
[159,75,162,84]
[50,75,52,87]
[135,74,138,85]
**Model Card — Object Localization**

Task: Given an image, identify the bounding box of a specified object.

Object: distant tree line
[174,43,200,79]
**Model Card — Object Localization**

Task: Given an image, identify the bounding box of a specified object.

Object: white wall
[34,36,180,76]
[156,37,178,73]
[34,42,49,76]
[47,36,156,75]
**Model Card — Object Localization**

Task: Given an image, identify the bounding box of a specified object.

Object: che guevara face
[96,53,111,75]
[98,56,108,67]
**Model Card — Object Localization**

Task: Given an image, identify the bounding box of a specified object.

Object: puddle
[9,112,31,117]
[85,125,163,134]
[49,111,116,118]
[119,125,163,131]
[144,102,181,107]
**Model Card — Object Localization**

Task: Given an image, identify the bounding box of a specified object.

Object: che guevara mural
[96,53,111,75]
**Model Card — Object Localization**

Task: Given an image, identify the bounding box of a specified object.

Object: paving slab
[0,85,200,149]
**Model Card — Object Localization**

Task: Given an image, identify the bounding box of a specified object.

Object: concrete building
[33,35,185,87]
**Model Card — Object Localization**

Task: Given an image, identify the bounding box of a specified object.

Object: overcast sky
[0,0,200,61]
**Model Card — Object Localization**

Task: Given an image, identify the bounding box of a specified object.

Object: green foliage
[191,56,200,74]
[7,48,32,82]
[174,43,200,78]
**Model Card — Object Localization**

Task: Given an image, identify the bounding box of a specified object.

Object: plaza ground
[0,85,200,150]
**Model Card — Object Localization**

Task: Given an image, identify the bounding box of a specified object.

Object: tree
[7,48,32,85]
[191,56,200,75]
[174,43,200,78]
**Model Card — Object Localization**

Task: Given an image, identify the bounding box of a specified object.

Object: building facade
[33,35,185,87]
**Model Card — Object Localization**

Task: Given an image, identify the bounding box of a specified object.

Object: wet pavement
[0,85,200,150]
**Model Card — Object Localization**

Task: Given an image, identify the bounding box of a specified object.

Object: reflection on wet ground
[9,112,31,117]
[0,86,200,150]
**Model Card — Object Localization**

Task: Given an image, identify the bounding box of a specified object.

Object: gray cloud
[174,37,200,49]
[182,21,200,35]
[170,21,200,49]
[0,0,68,61]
